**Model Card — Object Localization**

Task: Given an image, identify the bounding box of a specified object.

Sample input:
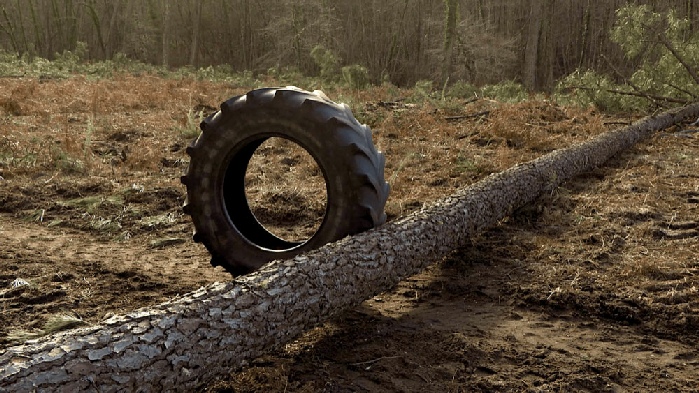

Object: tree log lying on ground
[2,103,699,392]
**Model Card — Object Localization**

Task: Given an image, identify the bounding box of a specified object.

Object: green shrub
[411,80,434,102]
[480,80,527,103]
[179,108,205,139]
[310,45,340,82]
[612,5,699,102]
[555,69,646,112]
[445,80,479,99]
[53,41,89,72]
[341,64,370,89]
[555,4,699,112]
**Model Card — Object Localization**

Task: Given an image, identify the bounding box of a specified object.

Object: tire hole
[244,137,327,244]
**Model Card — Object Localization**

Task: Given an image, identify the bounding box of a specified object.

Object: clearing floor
[1,76,697,392]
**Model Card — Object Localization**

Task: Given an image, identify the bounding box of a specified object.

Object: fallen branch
[375,99,413,110]
[603,50,698,106]
[569,85,690,105]
[602,54,658,106]
[667,82,698,100]
[445,110,490,121]
[606,88,688,105]
[603,121,632,126]
[463,96,480,105]
[2,102,699,392]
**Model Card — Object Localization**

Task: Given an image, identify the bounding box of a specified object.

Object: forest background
[0,1,695,89]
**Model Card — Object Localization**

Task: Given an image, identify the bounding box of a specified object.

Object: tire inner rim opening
[223,136,328,250]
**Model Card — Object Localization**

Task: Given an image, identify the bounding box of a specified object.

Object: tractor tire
[181,87,390,275]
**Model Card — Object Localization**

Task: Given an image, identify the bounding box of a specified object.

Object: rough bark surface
[2,103,699,392]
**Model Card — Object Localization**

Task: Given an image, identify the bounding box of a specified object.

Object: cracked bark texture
[2,103,699,392]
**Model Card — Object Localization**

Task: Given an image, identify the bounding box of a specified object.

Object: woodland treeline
[0,0,696,90]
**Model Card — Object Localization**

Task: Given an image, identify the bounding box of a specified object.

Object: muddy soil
[1,76,697,392]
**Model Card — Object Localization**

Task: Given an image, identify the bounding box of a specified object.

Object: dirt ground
[1,76,697,392]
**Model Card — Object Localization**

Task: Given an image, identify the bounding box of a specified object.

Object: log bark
[2,103,699,392]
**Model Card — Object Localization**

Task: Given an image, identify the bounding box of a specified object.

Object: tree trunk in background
[241,0,251,70]
[15,1,29,54]
[189,0,203,67]
[44,2,53,58]
[0,4,19,53]
[85,0,107,57]
[291,3,305,72]
[688,0,695,33]
[105,0,128,59]
[161,0,169,67]
[579,0,591,68]
[2,102,698,392]
[441,0,459,84]
[523,0,544,91]
[65,0,78,50]
[538,0,555,90]
[414,0,424,80]
[28,0,44,57]
[50,0,65,54]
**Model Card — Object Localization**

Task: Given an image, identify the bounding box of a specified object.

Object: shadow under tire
[181,87,390,275]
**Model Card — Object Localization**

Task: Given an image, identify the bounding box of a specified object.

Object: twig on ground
[604,121,632,126]
[445,110,490,121]
[569,85,689,106]
[464,96,480,105]
[349,356,402,368]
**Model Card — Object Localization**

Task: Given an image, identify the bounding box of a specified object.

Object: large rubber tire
[181,87,390,275]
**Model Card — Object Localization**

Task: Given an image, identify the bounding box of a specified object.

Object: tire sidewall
[189,108,356,270]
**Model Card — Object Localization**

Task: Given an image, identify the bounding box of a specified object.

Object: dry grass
[7,314,87,342]
[246,137,326,242]
[1,75,613,236]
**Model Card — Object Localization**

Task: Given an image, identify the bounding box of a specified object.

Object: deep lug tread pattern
[181,87,389,275]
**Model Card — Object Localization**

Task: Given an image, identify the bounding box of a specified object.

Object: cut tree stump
[2,102,699,392]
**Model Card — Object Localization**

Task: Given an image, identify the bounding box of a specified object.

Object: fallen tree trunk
[2,103,699,392]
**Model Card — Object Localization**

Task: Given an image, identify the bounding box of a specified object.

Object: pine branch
[602,54,656,106]
[667,82,698,99]
[659,33,699,86]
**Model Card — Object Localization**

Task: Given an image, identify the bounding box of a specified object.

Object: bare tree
[105,0,129,58]
[189,0,203,67]
[523,0,544,90]
[161,0,169,66]
[84,0,107,57]
[0,3,20,53]
[442,0,459,84]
